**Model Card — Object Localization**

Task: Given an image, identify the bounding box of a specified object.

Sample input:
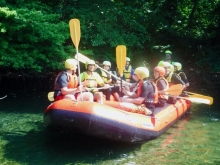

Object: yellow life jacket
[177,71,187,80]
[123,65,132,82]
[166,72,181,86]
[81,72,99,88]
[100,70,111,84]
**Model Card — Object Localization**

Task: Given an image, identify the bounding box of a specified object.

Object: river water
[0,91,220,165]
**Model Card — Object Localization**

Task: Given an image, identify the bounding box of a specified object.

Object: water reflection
[0,93,220,165]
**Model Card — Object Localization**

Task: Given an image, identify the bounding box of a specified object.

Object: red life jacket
[137,80,158,104]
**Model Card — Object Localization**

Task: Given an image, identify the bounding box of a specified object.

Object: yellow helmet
[126,57,130,62]
[102,61,111,68]
[85,60,96,69]
[134,67,149,80]
[173,62,182,71]
[65,59,77,70]
[157,61,164,66]
[160,61,171,68]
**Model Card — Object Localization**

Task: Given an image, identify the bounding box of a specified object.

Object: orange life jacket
[54,71,78,89]
[137,80,158,104]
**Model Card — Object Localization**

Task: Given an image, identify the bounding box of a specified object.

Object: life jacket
[54,71,78,90]
[165,72,182,87]
[136,80,158,104]
[81,72,98,88]
[177,71,187,81]
[100,70,111,84]
[123,65,132,82]
[155,77,169,100]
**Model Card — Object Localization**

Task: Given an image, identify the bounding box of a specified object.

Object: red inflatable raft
[44,99,191,143]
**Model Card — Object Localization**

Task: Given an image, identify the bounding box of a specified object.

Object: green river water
[0,92,219,165]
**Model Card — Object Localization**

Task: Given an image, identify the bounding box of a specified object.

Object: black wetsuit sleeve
[171,74,185,85]
[157,79,167,91]
[139,82,151,98]
[180,73,189,83]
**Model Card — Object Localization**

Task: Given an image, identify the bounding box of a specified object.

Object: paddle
[170,95,213,105]
[69,19,81,82]
[69,18,84,100]
[116,45,126,96]
[74,53,128,83]
[164,84,183,96]
[48,92,55,102]
[47,86,115,101]
[184,91,213,105]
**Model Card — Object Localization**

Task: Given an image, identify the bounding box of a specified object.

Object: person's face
[72,65,77,74]
[154,71,159,79]
[165,54,171,60]
[126,61,130,66]
[87,64,95,72]
[134,74,139,81]
[174,66,177,72]
[103,65,110,71]
[164,66,170,75]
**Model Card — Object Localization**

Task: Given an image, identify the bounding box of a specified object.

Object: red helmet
[154,66,165,76]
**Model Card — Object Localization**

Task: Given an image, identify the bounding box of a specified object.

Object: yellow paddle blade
[185,96,213,105]
[165,84,183,96]
[74,53,90,64]
[69,19,81,51]
[116,45,126,77]
[185,91,214,105]
[48,92,54,102]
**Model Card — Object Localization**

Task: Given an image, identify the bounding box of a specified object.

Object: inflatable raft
[44,98,191,143]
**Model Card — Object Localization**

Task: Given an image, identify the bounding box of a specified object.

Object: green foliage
[0,0,220,75]
[0,2,73,72]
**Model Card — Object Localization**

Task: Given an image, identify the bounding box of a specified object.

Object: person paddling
[97,61,120,101]
[54,59,93,101]
[153,66,169,107]
[80,60,110,103]
[120,67,158,115]
[160,61,185,104]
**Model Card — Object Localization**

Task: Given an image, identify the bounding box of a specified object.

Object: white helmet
[126,57,130,62]
[85,60,96,69]
[173,62,182,71]
[102,61,111,68]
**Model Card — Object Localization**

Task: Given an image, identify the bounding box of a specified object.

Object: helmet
[173,62,182,71]
[85,60,95,69]
[165,50,172,55]
[154,66,165,77]
[65,59,77,70]
[160,61,171,68]
[102,61,111,68]
[134,67,149,80]
[126,57,130,62]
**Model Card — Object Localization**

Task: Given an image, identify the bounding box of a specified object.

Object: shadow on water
[1,127,142,165]
[0,94,142,165]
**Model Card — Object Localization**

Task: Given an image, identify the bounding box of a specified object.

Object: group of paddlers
[53,50,189,116]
